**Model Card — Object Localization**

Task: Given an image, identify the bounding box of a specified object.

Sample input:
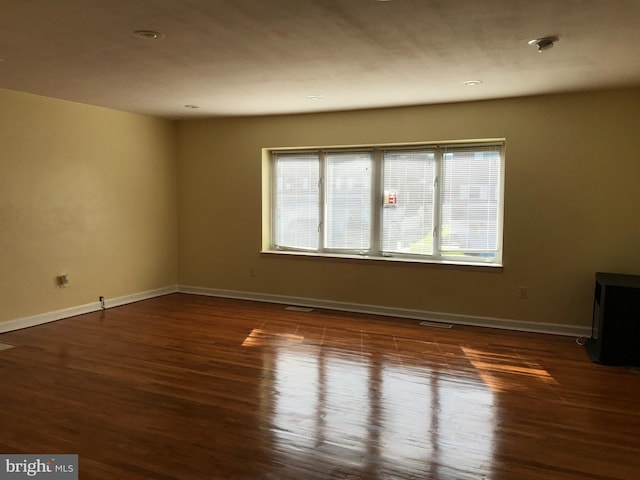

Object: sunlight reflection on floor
[249,324,497,479]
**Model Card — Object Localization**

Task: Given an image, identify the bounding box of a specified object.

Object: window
[269,141,504,266]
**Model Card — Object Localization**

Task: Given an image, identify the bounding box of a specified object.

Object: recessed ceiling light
[308,95,324,101]
[184,104,200,109]
[463,80,483,86]
[132,30,164,40]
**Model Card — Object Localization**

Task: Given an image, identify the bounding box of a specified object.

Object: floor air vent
[419,320,453,329]
[285,306,314,312]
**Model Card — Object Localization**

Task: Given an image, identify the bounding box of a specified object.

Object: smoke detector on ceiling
[528,36,559,53]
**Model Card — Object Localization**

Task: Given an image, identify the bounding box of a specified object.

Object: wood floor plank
[1,293,640,479]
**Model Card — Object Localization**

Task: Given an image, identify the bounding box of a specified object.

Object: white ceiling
[1,0,639,119]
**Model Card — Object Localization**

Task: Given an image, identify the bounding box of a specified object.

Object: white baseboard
[178,285,591,337]
[101,286,177,309]
[1,284,591,338]
[0,286,178,334]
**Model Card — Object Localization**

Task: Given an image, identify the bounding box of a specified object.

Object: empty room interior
[1,1,640,479]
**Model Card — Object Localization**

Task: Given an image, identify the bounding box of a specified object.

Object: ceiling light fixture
[308,95,324,100]
[528,36,559,53]
[184,104,200,109]
[463,80,483,86]
[132,29,164,40]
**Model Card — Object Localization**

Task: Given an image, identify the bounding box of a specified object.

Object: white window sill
[260,249,503,271]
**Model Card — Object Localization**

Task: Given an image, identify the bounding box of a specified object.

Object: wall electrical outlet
[518,286,528,299]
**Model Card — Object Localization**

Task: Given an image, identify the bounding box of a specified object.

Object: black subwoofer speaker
[586,272,640,366]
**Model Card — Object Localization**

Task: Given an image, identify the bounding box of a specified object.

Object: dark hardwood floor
[1,293,639,479]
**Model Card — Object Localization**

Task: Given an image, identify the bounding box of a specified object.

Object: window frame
[264,140,505,268]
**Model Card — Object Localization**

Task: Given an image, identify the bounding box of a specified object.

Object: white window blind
[274,154,319,250]
[270,140,504,266]
[440,145,502,257]
[326,153,372,251]
[382,151,435,255]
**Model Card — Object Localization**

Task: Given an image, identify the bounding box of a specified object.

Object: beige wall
[2,86,638,329]
[0,89,178,324]
[178,88,640,328]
